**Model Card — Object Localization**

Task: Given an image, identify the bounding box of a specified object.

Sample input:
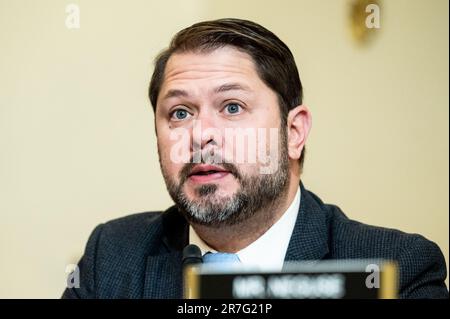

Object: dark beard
[160,127,290,228]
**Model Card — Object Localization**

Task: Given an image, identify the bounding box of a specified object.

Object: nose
[191,109,224,156]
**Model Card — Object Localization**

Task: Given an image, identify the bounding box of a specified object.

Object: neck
[191,174,300,253]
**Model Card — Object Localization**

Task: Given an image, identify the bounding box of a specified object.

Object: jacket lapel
[284,182,330,262]
[143,206,188,299]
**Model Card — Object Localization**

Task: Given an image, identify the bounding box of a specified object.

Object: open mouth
[191,170,222,176]
[188,165,231,183]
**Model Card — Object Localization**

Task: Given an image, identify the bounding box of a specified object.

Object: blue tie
[203,252,240,265]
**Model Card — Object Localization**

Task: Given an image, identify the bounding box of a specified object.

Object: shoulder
[325,203,423,259]
[99,210,165,242]
[65,207,182,298]
[82,211,166,270]
[302,187,436,260]
[91,206,182,254]
[307,189,448,298]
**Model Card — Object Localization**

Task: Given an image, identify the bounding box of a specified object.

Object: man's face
[155,46,290,226]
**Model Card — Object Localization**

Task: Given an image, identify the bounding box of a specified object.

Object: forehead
[159,46,268,100]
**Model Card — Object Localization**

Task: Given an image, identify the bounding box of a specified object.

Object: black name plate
[185,260,397,299]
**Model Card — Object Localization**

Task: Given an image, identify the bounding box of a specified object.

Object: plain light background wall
[0,0,448,298]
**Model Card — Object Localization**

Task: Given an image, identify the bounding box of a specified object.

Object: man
[62,18,448,299]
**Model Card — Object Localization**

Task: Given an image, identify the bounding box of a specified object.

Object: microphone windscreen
[182,244,203,266]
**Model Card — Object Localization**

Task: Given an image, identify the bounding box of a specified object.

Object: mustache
[179,161,242,186]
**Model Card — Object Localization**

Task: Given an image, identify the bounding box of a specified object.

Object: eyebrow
[162,89,189,100]
[161,83,251,101]
[214,83,252,93]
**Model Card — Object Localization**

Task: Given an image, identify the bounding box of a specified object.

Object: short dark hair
[148,18,305,170]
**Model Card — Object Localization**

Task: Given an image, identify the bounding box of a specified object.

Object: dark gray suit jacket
[62,183,448,299]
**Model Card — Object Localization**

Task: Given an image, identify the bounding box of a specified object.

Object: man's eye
[171,109,191,120]
[224,103,242,115]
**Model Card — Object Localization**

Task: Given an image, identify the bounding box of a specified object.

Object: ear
[287,104,312,160]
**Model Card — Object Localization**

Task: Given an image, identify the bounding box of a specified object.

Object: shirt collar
[189,186,301,271]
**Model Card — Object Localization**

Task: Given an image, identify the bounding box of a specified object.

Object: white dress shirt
[189,186,301,271]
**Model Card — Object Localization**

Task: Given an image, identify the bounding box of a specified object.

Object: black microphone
[182,244,203,267]
[183,244,202,298]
